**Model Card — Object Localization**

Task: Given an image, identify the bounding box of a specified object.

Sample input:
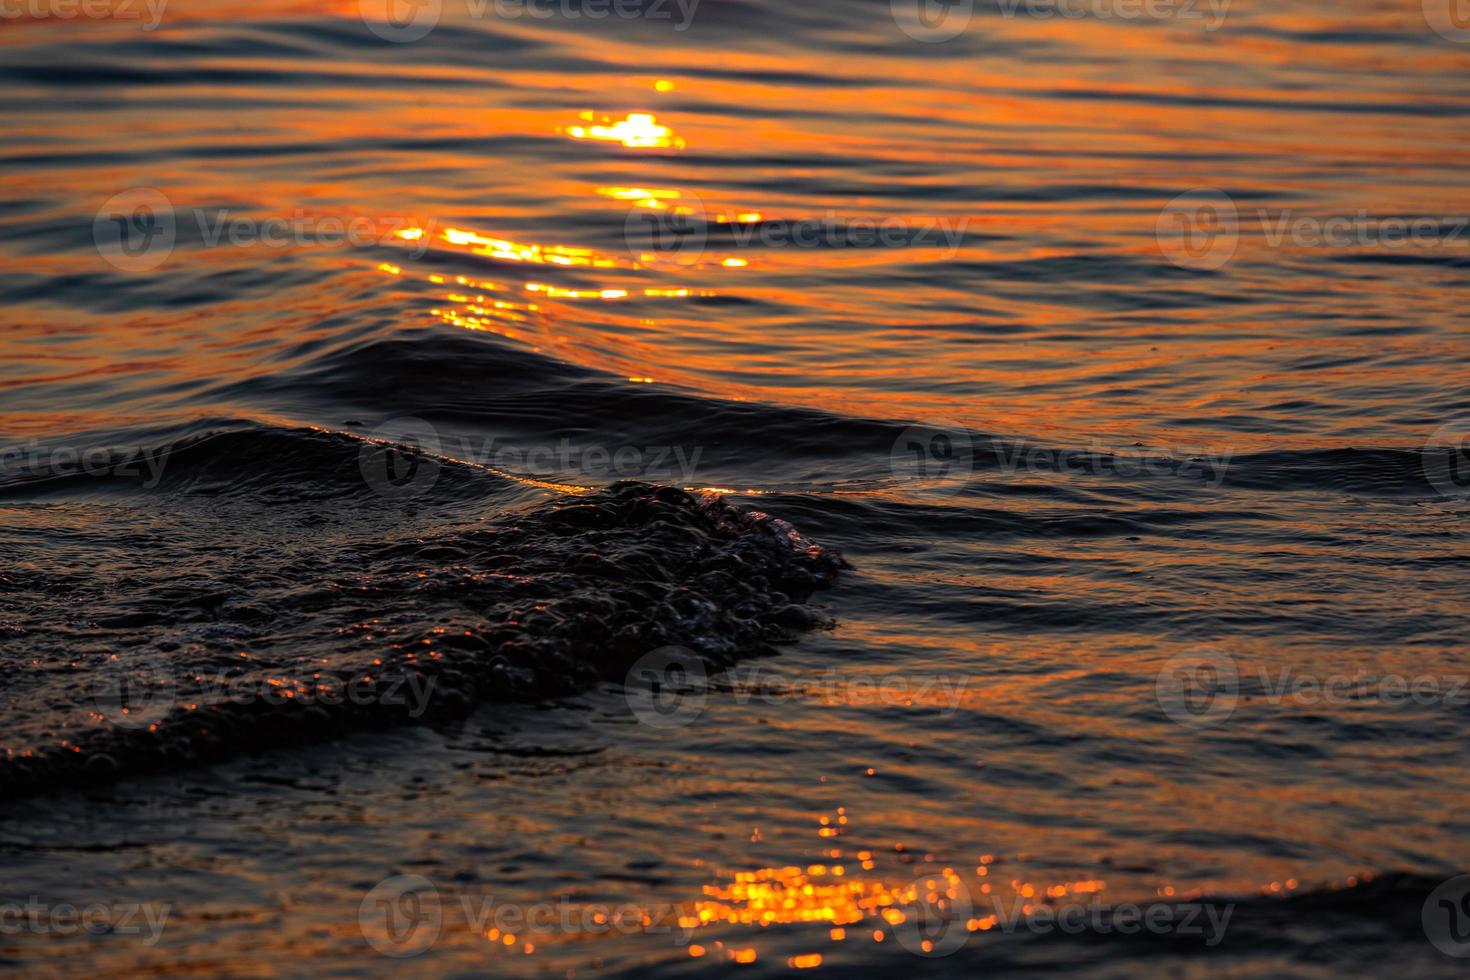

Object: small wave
[0,427,843,798]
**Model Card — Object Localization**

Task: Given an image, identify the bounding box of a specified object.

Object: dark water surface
[3,0,1470,974]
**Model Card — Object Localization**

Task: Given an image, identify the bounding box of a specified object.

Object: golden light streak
[525,283,628,300]
[564,112,685,149]
[597,186,682,204]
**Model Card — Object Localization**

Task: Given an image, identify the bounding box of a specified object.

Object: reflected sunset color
[563,111,686,149]
[4,0,1464,449]
[2,0,1470,976]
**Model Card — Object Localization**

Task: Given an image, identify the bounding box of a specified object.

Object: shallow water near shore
[3,0,1470,975]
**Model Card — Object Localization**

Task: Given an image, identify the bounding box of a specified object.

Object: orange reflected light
[425,227,628,268]
[565,112,685,149]
[685,864,948,930]
[525,283,628,300]
[521,283,706,301]
[597,186,683,210]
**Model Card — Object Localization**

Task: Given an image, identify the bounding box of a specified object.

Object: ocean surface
[3,0,1470,974]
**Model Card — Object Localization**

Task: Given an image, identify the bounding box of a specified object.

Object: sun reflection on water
[564,112,685,149]
[460,809,1128,967]
[596,186,682,209]
[437,227,627,268]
